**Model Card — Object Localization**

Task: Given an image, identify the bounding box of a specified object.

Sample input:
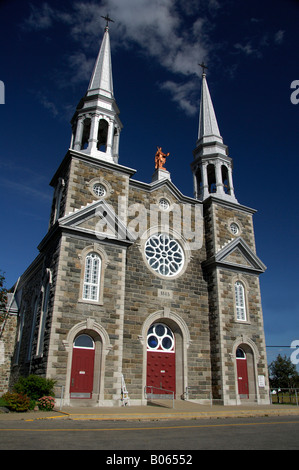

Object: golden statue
[155,147,170,171]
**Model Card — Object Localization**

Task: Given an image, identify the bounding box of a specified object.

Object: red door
[146,323,176,397]
[70,336,95,398]
[147,351,176,395]
[236,356,249,398]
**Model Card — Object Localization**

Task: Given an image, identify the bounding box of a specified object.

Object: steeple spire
[87,19,114,99]
[198,72,222,145]
[70,17,122,164]
[191,68,238,203]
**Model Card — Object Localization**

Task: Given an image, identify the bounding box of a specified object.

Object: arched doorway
[70,334,95,398]
[146,323,176,397]
[236,347,249,399]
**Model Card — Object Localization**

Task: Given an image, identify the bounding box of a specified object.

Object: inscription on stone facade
[158,289,173,299]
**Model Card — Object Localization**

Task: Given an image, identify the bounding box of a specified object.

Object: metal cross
[198,62,208,75]
[101,14,115,28]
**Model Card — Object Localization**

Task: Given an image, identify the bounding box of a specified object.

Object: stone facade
[0,26,270,406]
[0,313,18,394]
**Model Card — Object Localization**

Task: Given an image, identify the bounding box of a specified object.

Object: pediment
[58,200,135,244]
[203,237,266,274]
[130,177,199,206]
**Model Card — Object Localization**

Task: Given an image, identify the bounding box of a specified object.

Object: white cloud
[35,92,59,117]
[68,52,95,84]
[274,30,285,45]
[83,0,209,114]
[160,79,199,116]
[23,1,211,115]
[23,2,54,30]
[234,28,285,60]
[102,0,208,76]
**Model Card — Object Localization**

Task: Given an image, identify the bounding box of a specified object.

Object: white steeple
[87,25,114,99]
[191,68,238,203]
[70,18,122,164]
[198,73,222,146]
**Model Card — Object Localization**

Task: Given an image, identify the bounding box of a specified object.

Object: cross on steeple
[101,14,114,29]
[198,62,208,75]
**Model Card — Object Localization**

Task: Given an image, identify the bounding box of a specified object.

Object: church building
[2,22,270,406]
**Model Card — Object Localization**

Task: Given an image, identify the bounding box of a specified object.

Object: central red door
[70,335,95,398]
[146,323,176,397]
[147,351,176,395]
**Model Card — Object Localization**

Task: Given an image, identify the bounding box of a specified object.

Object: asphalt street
[1,415,299,451]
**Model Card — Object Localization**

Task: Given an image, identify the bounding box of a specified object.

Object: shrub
[2,392,31,412]
[13,375,56,401]
[37,396,55,411]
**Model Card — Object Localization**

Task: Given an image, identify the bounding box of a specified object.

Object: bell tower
[70,16,122,164]
[191,66,237,203]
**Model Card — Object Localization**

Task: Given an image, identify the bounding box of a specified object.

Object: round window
[144,233,184,277]
[230,222,239,235]
[159,198,170,211]
[93,183,106,198]
[147,323,174,352]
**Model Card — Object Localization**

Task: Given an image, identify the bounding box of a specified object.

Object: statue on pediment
[155,147,170,171]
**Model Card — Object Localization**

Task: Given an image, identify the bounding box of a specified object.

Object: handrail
[144,385,175,408]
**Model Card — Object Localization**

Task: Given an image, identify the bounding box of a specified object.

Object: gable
[130,177,199,206]
[203,237,266,274]
[222,247,252,268]
[58,200,135,244]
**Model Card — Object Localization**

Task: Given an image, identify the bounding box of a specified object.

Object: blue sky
[0,0,298,365]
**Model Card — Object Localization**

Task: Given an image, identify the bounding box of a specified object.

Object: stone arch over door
[231,336,260,403]
[63,319,112,404]
[140,309,191,400]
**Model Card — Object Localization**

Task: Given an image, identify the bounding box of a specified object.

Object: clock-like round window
[230,222,239,235]
[159,198,170,211]
[144,233,184,277]
[93,183,106,198]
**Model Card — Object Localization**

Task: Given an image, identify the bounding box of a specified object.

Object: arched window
[221,165,231,195]
[36,269,52,356]
[74,334,95,349]
[236,347,246,358]
[97,119,108,151]
[147,323,175,352]
[207,164,216,193]
[196,168,202,197]
[235,281,247,321]
[81,118,91,149]
[83,253,101,302]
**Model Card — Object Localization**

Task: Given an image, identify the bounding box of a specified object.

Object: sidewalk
[1,400,299,422]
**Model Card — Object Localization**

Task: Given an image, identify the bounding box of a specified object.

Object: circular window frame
[228,219,242,236]
[88,177,113,200]
[159,198,170,211]
[230,222,239,235]
[92,182,106,198]
[143,232,185,278]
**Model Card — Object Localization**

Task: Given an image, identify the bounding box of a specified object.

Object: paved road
[1,415,299,451]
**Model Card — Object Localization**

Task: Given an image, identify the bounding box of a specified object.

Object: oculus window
[144,233,184,277]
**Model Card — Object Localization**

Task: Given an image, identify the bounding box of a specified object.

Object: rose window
[144,233,184,277]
